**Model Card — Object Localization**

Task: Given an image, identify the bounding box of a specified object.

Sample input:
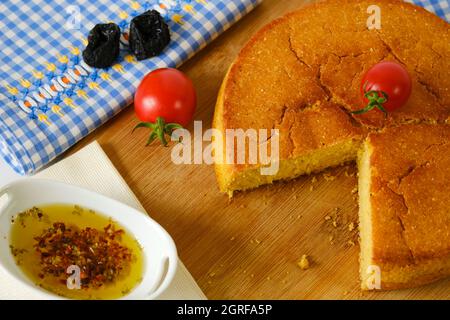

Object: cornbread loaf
[213,0,449,195]
[213,0,450,290]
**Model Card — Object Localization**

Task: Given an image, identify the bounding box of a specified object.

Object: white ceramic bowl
[0,179,178,300]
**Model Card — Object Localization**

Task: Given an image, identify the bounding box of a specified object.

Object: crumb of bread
[345,170,355,178]
[297,255,310,270]
[348,222,355,232]
[323,173,336,181]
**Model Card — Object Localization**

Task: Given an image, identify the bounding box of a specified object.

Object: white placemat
[0,140,206,300]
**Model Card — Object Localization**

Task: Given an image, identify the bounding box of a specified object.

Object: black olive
[82,23,121,68]
[129,10,170,61]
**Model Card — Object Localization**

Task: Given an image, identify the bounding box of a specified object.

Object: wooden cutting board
[70,0,450,299]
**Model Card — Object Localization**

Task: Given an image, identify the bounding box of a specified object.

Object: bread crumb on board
[297,255,311,270]
[348,222,355,231]
[323,207,359,247]
[323,173,337,181]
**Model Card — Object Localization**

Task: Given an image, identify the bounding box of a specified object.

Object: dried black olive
[82,23,121,68]
[129,10,171,61]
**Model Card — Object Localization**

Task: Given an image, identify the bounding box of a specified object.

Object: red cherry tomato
[135,68,196,125]
[133,68,197,146]
[353,61,412,116]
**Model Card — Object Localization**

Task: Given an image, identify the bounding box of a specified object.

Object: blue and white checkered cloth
[0,0,262,175]
[407,0,450,21]
[0,0,448,175]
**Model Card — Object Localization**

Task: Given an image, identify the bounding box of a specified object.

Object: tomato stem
[132,116,184,147]
[351,82,389,117]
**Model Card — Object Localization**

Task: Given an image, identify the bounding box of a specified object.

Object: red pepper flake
[34,222,133,289]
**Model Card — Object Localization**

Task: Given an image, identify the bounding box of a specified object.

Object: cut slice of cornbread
[358,124,450,290]
[213,0,450,195]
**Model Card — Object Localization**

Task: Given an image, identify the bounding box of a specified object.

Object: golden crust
[214,0,450,193]
[364,124,450,289]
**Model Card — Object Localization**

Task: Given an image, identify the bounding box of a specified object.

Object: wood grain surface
[68,0,450,299]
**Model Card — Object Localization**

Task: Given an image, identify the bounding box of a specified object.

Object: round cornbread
[213,0,450,290]
[213,0,449,194]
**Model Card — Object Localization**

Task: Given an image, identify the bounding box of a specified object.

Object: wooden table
[70,0,450,299]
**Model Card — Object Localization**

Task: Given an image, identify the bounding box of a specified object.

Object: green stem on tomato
[351,82,389,118]
[132,116,184,147]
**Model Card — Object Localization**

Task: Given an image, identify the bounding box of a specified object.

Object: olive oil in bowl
[9,204,144,300]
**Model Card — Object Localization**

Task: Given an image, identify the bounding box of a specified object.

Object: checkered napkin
[407,0,450,21]
[0,0,262,175]
[0,1,448,176]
